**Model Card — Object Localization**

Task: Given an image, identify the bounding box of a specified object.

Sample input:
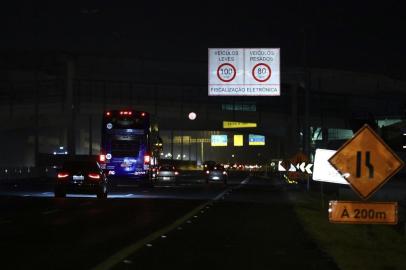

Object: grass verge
[289,190,406,270]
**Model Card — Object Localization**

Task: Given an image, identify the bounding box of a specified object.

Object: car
[203,160,216,170]
[54,159,108,199]
[206,164,228,185]
[156,164,179,183]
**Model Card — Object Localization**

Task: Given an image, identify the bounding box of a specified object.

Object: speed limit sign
[252,63,271,82]
[208,48,280,96]
[217,63,236,82]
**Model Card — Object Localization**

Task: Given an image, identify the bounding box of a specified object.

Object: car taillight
[99,154,106,162]
[88,173,100,179]
[175,171,179,175]
[206,170,210,174]
[144,155,150,164]
[57,172,69,178]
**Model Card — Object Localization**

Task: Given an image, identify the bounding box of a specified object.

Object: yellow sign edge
[328,124,405,200]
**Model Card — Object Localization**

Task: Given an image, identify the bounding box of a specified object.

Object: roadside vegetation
[290,188,406,270]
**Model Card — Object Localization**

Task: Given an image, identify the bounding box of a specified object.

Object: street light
[188,112,197,120]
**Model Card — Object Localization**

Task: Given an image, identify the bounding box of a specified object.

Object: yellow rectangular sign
[234,135,243,146]
[329,201,397,225]
[211,135,227,147]
[223,121,257,129]
[249,134,265,146]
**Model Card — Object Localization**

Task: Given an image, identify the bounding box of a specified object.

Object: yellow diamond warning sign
[328,124,404,200]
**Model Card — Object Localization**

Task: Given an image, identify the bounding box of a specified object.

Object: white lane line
[241,178,250,185]
[42,209,60,215]
[23,194,31,197]
[91,180,240,270]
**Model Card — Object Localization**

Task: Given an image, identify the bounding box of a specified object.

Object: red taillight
[175,171,179,176]
[99,154,106,162]
[141,112,146,117]
[88,173,100,179]
[120,111,132,115]
[144,155,150,164]
[57,172,69,178]
[106,111,111,116]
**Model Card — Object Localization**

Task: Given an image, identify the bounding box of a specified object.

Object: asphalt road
[0,173,244,269]
[0,173,338,270]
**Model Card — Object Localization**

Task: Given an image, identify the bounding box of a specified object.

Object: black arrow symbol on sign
[356,151,374,179]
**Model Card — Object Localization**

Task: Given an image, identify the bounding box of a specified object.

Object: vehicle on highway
[55,159,108,199]
[156,164,179,183]
[203,160,216,170]
[205,164,228,185]
[99,109,162,186]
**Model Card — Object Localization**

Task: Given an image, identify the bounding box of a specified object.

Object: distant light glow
[188,112,197,120]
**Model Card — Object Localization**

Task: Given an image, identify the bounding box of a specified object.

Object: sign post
[327,124,404,224]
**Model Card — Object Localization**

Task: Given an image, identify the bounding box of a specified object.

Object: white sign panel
[312,149,349,185]
[208,48,280,96]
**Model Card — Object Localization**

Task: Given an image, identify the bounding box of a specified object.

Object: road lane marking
[91,178,249,270]
[241,178,249,185]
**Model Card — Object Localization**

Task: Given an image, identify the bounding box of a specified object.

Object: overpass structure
[1,53,405,166]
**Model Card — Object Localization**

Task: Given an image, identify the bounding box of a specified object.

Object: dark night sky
[1,1,406,78]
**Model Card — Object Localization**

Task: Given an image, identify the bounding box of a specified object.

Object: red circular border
[252,63,272,82]
[217,63,237,82]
